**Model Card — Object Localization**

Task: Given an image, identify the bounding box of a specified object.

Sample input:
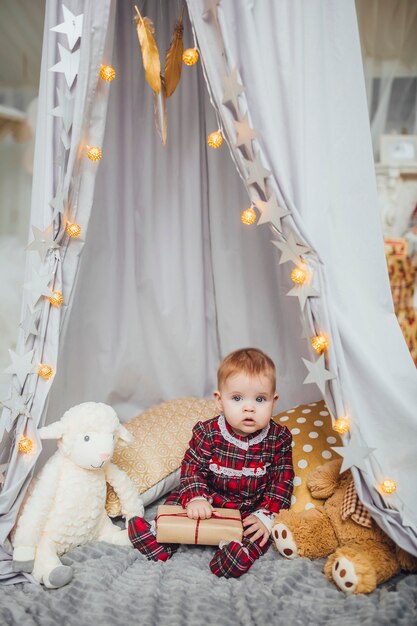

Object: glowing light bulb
[333,417,350,435]
[48,291,64,308]
[291,267,308,285]
[38,364,54,380]
[311,334,329,354]
[182,48,199,66]
[66,223,81,238]
[380,479,397,494]
[207,131,223,149]
[241,207,257,225]
[100,65,116,81]
[87,146,102,161]
[18,437,34,454]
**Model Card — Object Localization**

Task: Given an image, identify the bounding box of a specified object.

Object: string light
[291,266,308,285]
[87,146,102,161]
[311,334,329,354]
[18,437,34,454]
[38,364,54,380]
[207,131,223,149]
[241,207,257,225]
[182,48,199,66]
[66,222,81,238]
[99,65,116,81]
[48,291,64,308]
[380,479,397,495]
[333,417,350,435]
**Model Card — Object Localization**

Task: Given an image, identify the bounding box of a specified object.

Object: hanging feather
[134,5,161,94]
[164,7,184,98]
[153,76,168,146]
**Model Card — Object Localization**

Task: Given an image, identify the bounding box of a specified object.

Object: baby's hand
[186,499,213,520]
[243,514,270,547]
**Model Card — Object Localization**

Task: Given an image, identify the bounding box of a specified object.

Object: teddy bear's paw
[396,545,417,572]
[331,556,358,594]
[272,523,298,559]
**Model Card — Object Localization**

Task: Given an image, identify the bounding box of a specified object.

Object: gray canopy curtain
[0,0,115,581]
[1,0,417,584]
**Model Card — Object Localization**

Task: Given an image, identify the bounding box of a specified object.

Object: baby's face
[214,372,277,437]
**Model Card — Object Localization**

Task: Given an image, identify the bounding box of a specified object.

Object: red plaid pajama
[128,416,294,578]
[128,516,178,561]
[175,416,294,514]
[210,537,269,578]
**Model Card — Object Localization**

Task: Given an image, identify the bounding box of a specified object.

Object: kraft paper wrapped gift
[156,505,243,545]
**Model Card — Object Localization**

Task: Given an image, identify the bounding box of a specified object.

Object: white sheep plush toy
[12,402,144,589]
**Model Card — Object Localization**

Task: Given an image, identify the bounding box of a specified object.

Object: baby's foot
[210,541,251,578]
[272,523,298,559]
[128,517,176,561]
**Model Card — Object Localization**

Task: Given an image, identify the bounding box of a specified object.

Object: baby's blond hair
[217,348,276,391]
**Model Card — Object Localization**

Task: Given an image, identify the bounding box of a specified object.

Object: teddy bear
[272,458,417,594]
[12,402,144,589]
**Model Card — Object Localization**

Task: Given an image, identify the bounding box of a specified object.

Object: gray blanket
[1,503,416,626]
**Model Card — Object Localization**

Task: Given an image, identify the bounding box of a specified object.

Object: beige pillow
[106,397,217,516]
[272,400,342,512]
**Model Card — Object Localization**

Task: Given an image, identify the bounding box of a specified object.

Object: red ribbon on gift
[155,510,240,545]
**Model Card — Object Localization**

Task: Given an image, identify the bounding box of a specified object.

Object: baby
[129,347,294,578]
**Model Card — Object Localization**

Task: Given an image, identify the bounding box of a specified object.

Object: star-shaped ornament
[50,5,83,50]
[50,185,66,218]
[49,43,80,89]
[222,67,245,111]
[0,463,8,485]
[26,225,60,262]
[302,354,335,395]
[52,87,74,133]
[234,113,257,157]
[255,194,289,231]
[3,349,35,387]
[244,151,271,192]
[331,441,375,473]
[287,281,320,310]
[23,269,53,305]
[272,232,311,265]
[1,390,33,431]
[20,306,40,342]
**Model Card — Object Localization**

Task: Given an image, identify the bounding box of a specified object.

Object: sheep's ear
[38,421,65,440]
[117,425,132,444]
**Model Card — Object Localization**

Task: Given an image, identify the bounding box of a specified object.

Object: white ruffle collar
[217,414,270,451]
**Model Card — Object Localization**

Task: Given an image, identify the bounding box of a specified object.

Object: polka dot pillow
[272,400,342,512]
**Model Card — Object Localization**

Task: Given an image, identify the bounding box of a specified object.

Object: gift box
[156,505,243,545]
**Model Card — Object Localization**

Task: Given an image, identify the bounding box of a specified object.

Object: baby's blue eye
[256,396,266,403]
[232,395,242,401]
